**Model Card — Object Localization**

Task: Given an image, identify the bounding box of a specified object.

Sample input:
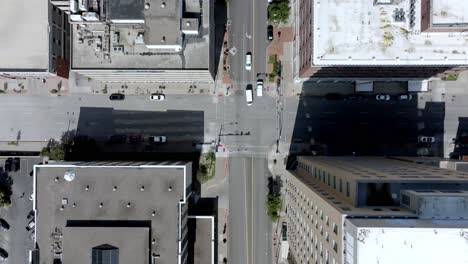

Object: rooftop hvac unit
[82,12,100,21]
[70,0,78,13]
[78,0,87,11]
[70,14,83,21]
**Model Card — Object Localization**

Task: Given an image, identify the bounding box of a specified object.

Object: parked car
[4,158,12,172]
[150,93,165,101]
[418,136,435,143]
[148,136,167,143]
[376,94,391,101]
[12,157,20,172]
[0,219,9,231]
[245,84,253,106]
[346,94,366,100]
[27,210,34,220]
[245,52,252,71]
[0,248,7,261]
[267,25,274,41]
[256,79,263,97]
[398,94,413,100]
[26,219,35,231]
[109,93,125,100]
[129,135,144,143]
[108,135,127,144]
[324,93,342,101]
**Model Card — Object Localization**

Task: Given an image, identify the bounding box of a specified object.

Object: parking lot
[0,156,42,264]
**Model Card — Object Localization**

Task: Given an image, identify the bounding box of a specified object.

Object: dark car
[108,135,127,144]
[346,94,366,100]
[267,25,274,41]
[129,135,144,144]
[4,158,12,172]
[109,93,125,100]
[324,93,343,100]
[0,219,9,231]
[12,157,20,172]
[0,248,7,261]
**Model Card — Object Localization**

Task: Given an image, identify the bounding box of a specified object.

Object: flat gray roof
[109,0,145,21]
[63,227,149,264]
[144,0,181,46]
[0,0,49,70]
[35,164,188,264]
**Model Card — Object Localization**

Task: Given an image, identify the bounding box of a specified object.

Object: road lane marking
[243,159,249,264]
[251,158,254,264]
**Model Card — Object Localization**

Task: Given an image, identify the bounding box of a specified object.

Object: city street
[227,156,271,264]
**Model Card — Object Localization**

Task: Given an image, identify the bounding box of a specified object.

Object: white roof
[313,0,468,66]
[347,219,468,264]
[432,0,468,25]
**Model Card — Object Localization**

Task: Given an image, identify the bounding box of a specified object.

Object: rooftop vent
[161,36,166,43]
[161,2,166,8]
[186,21,191,27]
[145,3,150,9]
[64,171,76,181]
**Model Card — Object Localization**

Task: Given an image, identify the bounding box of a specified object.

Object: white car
[418,136,435,143]
[149,136,167,143]
[245,52,252,71]
[398,94,412,100]
[256,79,263,97]
[376,94,391,101]
[150,93,165,101]
[245,85,253,106]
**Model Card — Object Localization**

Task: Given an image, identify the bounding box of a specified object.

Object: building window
[327,173,331,186]
[346,182,350,197]
[333,223,338,234]
[92,244,119,264]
[339,179,342,193]
[333,176,336,189]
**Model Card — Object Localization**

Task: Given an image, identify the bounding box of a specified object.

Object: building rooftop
[71,0,210,70]
[0,0,49,70]
[300,156,468,181]
[313,0,468,66]
[34,162,190,264]
[431,0,468,25]
[109,0,145,22]
[346,218,468,264]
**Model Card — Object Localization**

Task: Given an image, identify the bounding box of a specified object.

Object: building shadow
[451,117,468,158]
[211,0,228,80]
[286,82,446,167]
[64,107,205,195]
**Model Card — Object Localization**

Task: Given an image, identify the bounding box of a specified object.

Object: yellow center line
[244,159,249,264]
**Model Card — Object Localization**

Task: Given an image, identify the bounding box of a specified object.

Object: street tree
[268,1,290,24]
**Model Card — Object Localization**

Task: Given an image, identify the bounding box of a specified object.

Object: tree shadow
[0,169,13,206]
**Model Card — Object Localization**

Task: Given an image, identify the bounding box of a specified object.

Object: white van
[256,79,263,97]
[245,85,253,106]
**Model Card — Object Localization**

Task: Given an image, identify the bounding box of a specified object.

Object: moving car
[26,219,35,231]
[150,93,165,101]
[148,136,167,143]
[376,94,391,101]
[0,248,7,261]
[398,94,413,100]
[0,219,9,231]
[418,136,435,143]
[245,52,252,71]
[245,84,253,106]
[324,93,342,101]
[267,25,274,41]
[108,135,127,144]
[256,79,263,97]
[4,158,12,172]
[129,135,144,143]
[109,93,125,100]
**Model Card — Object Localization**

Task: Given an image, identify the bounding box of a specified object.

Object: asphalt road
[0,94,220,150]
[227,156,271,264]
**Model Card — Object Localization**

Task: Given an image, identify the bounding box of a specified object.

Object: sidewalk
[200,157,230,264]
[0,75,69,96]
